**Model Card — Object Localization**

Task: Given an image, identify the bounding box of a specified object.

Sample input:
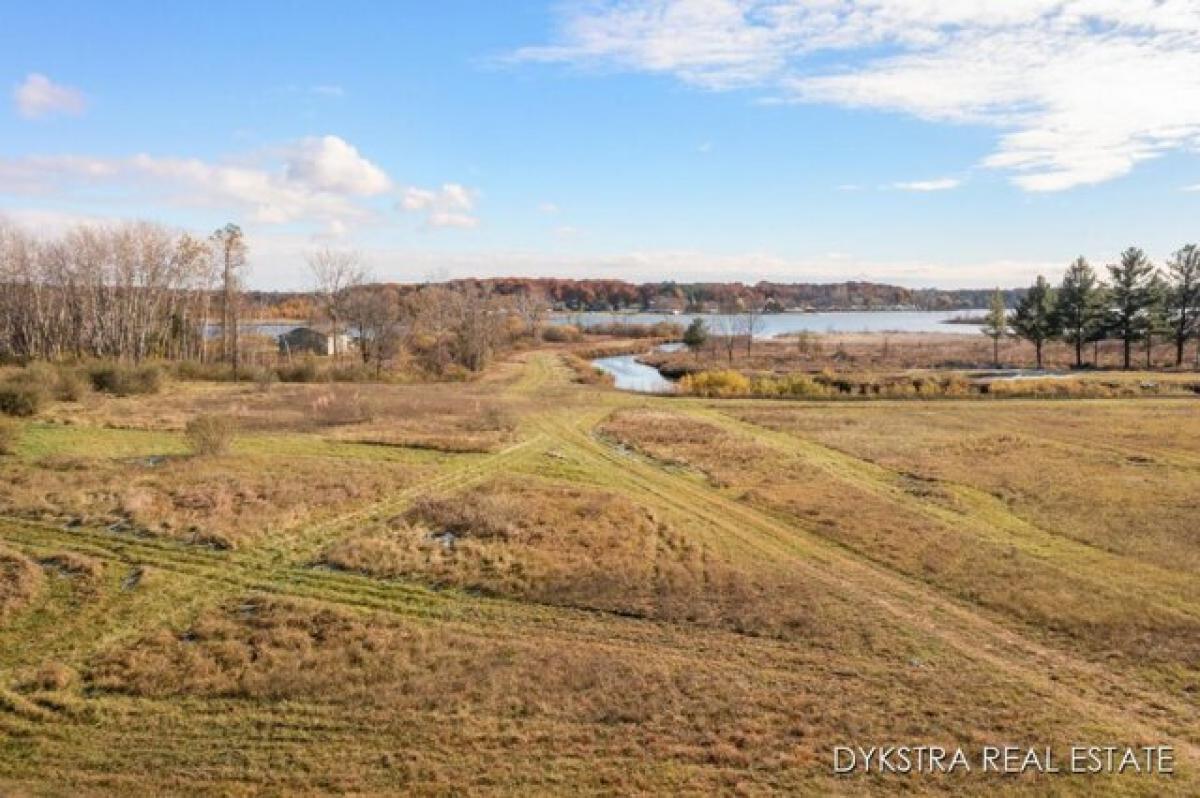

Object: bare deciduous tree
[0,218,216,363]
[307,247,367,362]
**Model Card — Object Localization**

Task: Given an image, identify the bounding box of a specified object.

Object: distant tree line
[258,277,1020,314]
[0,219,546,378]
[986,246,1200,369]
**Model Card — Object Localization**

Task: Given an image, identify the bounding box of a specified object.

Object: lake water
[555,310,981,337]
[204,322,305,339]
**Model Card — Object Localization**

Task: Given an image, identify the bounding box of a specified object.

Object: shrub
[0,383,44,417]
[54,369,88,401]
[541,324,583,343]
[679,370,751,397]
[0,418,20,454]
[89,364,163,395]
[750,374,829,398]
[185,414,236,456]
[275,358,321,383]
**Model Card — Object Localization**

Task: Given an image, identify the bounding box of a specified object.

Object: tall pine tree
[1106,247,1156,370]
[1012,275,1059,369]
[1053,257,1103,368]
[1165,244,1200,366]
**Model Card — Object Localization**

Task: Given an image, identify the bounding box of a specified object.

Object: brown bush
[540,324,583,343]
[89,363,164,395]
[0,382,44,417]
[185,414,237,456]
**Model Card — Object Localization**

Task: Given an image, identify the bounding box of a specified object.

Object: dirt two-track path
[509,354,1200,766]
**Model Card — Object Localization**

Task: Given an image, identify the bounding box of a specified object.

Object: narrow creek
[591,343,680,394]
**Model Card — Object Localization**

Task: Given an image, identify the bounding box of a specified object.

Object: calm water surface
[557,310,981,337]
[591,353,677,394]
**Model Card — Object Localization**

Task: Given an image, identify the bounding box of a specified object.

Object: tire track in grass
[689,404,1200,620]
[523,393,1200,758]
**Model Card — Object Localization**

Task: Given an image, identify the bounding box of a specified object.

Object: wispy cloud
[515,1,1200,192]
[401,183,480,229]
[538,201,560,214]
[13,73,87,119]
[890,177,961,192]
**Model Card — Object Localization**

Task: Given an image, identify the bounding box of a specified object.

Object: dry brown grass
[1,353,1197,795]
[0,546,43,622]
[602,405,1200,678]
[39,551,104,581]
[733,400,1200,576]
[650,330,1200,374]
[80,593,1144,795]
[38,379,521,453]
[0,452,423,549]
[323,478,820,636]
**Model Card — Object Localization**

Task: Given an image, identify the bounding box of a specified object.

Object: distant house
[278,326,353,357]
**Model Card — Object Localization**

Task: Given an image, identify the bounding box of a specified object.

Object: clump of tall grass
[406,494,519,540]
[0,547,43,621]
[185,414,237,456]
[310,390,376,425]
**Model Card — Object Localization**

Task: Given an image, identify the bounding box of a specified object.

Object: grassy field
[1,352,1198,795]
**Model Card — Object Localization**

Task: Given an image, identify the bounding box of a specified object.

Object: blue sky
[3,0,1200,288]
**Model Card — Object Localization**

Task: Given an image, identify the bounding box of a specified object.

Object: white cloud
[311,84,345,97]
[284,135,392,195]
[13,73,87,119]
[401,183,480,228]
[890,177,961,191]
[517,1,1200,191]
[1184,183,1200,192]
[0,135,396,227]
[538,201,560,213]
